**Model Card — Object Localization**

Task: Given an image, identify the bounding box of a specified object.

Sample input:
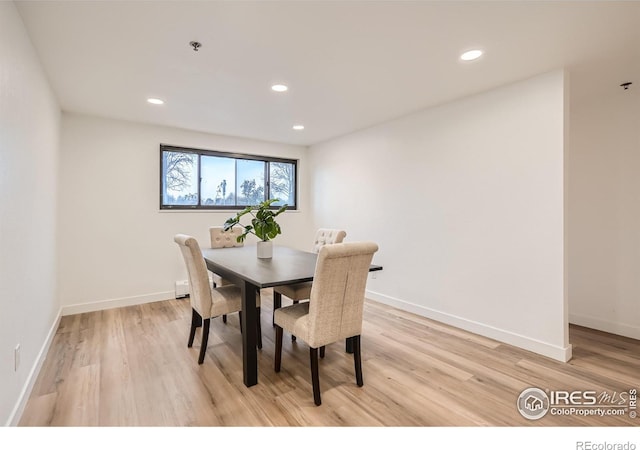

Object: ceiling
[16,1,640,146]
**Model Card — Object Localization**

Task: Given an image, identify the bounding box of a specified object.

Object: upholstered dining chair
[274,241,378,406]
[209,226,244,324]
[174,234,262,364]
[272,228,346,329]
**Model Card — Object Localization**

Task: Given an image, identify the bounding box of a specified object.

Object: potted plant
[223,198,288,258]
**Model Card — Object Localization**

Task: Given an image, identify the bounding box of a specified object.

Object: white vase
[257,241,273,259]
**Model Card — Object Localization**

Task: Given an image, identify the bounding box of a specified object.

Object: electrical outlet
[14,344,20,371]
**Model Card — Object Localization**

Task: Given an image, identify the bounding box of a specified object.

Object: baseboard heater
[174,276,214,299]
[175,280,190,299]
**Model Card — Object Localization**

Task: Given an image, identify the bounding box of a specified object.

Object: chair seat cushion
[273,281,312,301]
[274,302,310,342]
[212,273,234,287]
[207,285,261,317]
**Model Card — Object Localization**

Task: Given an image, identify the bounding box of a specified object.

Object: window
[160,145,297,210]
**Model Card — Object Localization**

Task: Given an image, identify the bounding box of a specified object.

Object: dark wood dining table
[201,243,382,387]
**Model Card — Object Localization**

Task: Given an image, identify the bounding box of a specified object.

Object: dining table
[201,243,382,387]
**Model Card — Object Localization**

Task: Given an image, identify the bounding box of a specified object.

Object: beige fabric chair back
[174,234,212,317]
[306,242,378,348]
[311,228,347,253]
[210,226,244,249]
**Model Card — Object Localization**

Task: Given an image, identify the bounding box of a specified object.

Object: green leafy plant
[223,198,288,242]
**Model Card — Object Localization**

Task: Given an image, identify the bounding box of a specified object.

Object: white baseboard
[6,309,62,427]
[366,289,573,362]
[61,290,176,316]
[569,312,640,340]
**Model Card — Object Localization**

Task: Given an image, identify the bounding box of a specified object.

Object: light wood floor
[19,290,639,426]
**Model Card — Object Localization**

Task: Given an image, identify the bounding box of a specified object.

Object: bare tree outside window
[240,179,265,205]
[163,151,197,205]
[270,162,295,205]
[164,152,194,191]
[237,159,265,205]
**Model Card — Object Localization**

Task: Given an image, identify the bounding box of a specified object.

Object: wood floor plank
[50,364,100,426]
[18,392,58,426]
[97,307,139,426]
[18,291,640,427]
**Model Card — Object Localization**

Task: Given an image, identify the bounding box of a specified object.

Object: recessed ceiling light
[292,125,304,130]
[271,84,288,92]
[147,98,164,105]
[460,49,483,61]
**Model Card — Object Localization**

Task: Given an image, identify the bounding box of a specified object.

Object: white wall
[58,114,310,313]
[309,70,571,361]
[0,2,61,425]
[568,83,640,339]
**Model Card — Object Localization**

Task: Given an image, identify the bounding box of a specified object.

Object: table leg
[241,281,259,387]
